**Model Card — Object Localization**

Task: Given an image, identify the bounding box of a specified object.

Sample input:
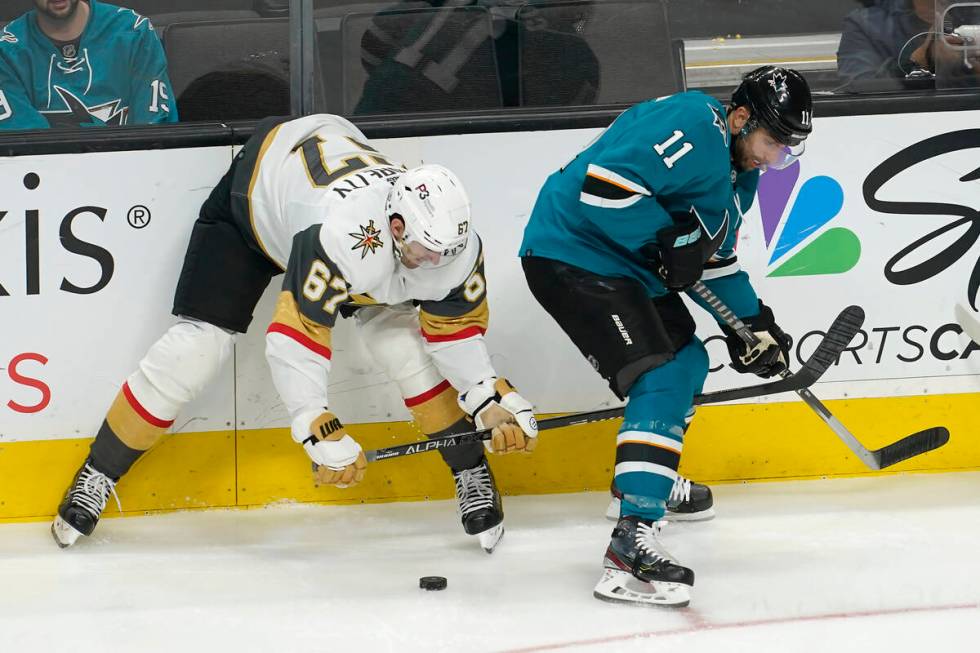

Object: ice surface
[2,473,979,652]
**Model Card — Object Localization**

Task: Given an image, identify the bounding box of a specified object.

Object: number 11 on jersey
[654,130,694,169]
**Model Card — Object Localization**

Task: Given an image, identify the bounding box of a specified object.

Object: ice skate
[453,456,504,553]
[594,516,693,607]
[51,458,120,548]
[606,475,714,522]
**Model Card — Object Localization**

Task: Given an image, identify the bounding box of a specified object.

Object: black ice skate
[594,516,694,607]
[51,458,120,548]
[606,476,714,522]
[453,456,504,553]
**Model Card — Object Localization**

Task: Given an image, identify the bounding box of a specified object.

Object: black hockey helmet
[731,66,812,146]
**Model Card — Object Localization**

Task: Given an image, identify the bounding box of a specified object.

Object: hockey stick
[690,281,949,470]
[356,302,864,463]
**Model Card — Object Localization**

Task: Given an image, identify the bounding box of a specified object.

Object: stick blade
[801,305,865,379]
[696,305,865,406]
[873,427,950,469]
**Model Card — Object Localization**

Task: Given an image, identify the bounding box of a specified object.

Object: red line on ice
[498,602,979,653]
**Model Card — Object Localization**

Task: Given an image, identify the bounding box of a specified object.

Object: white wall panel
[5,110,980,439]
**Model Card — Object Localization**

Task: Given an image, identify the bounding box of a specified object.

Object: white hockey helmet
[386,164,471,267]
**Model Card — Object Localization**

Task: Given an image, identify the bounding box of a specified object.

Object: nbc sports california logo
[757,161,860,277]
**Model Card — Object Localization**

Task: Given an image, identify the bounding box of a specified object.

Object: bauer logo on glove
[293,409,368,488]
[459,378,539,454]
[315,414,344,439]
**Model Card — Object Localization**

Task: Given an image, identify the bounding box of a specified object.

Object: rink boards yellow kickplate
[1,392,978,522]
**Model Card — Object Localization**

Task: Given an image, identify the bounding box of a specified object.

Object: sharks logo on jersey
[699,206,730,257]
[708,102,729,146]
[42,86,128,127]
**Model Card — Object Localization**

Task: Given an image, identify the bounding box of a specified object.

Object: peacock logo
[758,161,860,277]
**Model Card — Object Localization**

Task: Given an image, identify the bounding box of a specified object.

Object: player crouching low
[521,66,812,607]
[51,114,537,554]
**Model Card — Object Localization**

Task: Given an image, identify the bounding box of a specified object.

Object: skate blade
[51,516,82,549]
[664,507,715,522]
[477,524,504,554]
[604,497,715,522]
[593,568,690,608]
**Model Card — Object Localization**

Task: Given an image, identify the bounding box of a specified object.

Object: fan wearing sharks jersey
[0,0,176,130]
[51,114,536,555]
[520,67,813,607]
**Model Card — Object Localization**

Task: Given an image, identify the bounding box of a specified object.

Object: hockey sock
[89,422,147,480]
[88,383,172,479]
[428,416,484,473]
[406,380,483,473]
[614,341,708,521]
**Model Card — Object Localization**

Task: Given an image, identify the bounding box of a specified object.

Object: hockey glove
[721,300,793,379]
[644,209,705,292]
[459,378,539,454]
[295,409,367,488]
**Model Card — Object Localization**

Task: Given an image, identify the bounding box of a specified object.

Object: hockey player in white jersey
[51,114,537,553]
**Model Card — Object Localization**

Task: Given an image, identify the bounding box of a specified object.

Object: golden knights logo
[349,220,384,258]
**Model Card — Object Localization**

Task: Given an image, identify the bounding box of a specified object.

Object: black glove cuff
[647,210,705,291]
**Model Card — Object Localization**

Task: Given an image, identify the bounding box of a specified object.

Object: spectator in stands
[0,0,177,130]
[837,0,980,89]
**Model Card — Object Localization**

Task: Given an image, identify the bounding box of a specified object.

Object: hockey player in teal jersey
[0,0,177,130]
[520,66,812,607]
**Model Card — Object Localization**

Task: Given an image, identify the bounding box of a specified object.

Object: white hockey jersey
[238,115,494,421]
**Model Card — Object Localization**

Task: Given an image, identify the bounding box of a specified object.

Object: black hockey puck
[419,576,447,591]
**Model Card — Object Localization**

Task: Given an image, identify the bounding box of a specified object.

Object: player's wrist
[290,407,328,445]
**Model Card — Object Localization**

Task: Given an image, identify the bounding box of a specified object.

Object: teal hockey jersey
[0,1,177,130]
[521,91,763,318]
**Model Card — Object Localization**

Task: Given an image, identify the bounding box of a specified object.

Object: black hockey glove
[721,300,793,378]
[643,209,705,292]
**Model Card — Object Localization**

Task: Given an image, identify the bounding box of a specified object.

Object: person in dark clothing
[837,0,980,90]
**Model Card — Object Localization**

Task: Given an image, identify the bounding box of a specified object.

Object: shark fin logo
[42,86,129,128]
[759,160,860,277]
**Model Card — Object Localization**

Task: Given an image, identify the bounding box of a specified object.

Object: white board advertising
[0,147,236,441]
[2,110,979,441]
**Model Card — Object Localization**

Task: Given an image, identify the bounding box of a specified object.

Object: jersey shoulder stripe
[580,163,651,209]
